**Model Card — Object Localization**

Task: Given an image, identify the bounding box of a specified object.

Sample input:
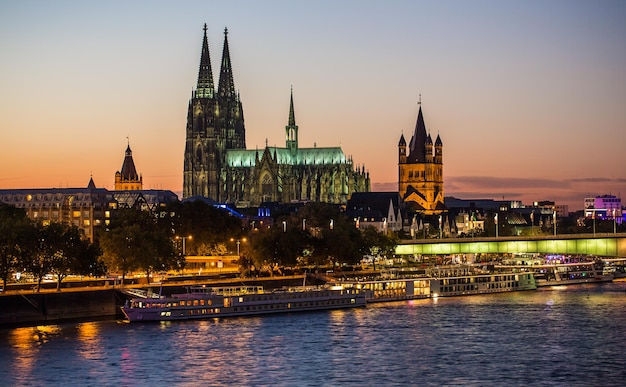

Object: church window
[262,175,273,197]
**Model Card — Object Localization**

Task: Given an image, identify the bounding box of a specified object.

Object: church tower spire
[286,86,298,154]
[196,23,215,99]
[115,143,143,191]
[217,27,235,99]
[408,103,427,163]
[398,96,445,215]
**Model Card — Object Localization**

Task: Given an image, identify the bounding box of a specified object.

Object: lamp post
[494,213,498,238]
[553,210,557,236]
[592,209,596,237]
[230,237,247,257]
[613,208,617,234]
[438,215,442,239]
[175,235,192,256]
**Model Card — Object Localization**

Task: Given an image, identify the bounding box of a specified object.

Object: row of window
[441,282,519,293]
[157,299,357,317]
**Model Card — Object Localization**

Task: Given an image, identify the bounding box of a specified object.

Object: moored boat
[121,285,366,322]
[530,261,613,287]
[339,265,537,302]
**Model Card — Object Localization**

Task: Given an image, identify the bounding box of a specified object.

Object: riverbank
[0,275,317,328]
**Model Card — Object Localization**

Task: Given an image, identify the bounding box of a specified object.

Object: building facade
[0,146,177,241]
[584,195,622,222]
[0,181,116,242]
[183,25,369,206]
[398,102,445,215]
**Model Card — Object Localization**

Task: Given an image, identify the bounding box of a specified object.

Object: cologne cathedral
[398,102,445,215]
[183,25,370,206]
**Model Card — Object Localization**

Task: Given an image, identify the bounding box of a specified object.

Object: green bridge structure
[395,233,626,258]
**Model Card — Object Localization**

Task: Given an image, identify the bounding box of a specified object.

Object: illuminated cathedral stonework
[183,25,369,206]
[398,103,445,215]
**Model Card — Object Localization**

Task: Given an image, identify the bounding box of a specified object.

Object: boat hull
[121,287,366,322]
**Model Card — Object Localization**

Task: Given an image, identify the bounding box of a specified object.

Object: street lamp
[553,210,557,236]
[613,208,617,234]
[175,235,192,255]
[230,237,247,257]
[494,213,498,238]
[438,215,442,239]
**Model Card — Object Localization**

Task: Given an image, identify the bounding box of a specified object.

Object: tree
[100,208,177,283]
[45,223,102,291]
[165,200,244,256]
[361,226,398,269]
[0,203,37,289]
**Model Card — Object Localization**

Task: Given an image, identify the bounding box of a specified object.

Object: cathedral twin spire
[196,24,215,98]
[195,24,236,101]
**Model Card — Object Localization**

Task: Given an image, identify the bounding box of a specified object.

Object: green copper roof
[225,146,348,167]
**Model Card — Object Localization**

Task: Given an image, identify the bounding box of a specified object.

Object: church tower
[398,100,444,215]
[183,25,245,200]
[285,88,298,154]
[115,143,143,191]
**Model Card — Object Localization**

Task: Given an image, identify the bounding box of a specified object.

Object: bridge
[395,233,626,258]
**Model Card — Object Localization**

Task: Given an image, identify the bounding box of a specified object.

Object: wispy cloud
[372,175,625,211]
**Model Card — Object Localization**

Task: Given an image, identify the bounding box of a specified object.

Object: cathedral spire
[196,23,215,99]
[218,27,235,99]
[288,85,296,126]
[286,86,298,153]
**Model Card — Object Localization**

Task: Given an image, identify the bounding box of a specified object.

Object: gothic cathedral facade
[398,103,445,215]
[183,25,369,206]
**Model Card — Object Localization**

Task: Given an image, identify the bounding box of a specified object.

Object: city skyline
[1,1,625,211]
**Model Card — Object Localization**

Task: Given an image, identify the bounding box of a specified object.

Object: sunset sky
[1,1,625,211]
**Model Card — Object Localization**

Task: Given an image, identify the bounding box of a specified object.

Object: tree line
[0,200,399,290]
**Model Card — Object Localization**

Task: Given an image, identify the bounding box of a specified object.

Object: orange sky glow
[1,1,625,211]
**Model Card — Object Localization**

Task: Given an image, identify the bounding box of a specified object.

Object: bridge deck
[396,233,626,257]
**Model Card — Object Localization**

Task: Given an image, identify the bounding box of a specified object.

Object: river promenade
[0,274,317,327]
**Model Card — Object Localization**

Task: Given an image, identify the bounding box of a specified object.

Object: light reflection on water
[1,282,626,386]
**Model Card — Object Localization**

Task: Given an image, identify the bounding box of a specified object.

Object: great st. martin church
[183,25,370,206]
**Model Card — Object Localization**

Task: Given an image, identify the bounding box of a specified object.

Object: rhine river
[1,282,626,387]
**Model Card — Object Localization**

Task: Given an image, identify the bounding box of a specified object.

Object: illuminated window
[73,211,81,218]
[83,219,90,226]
